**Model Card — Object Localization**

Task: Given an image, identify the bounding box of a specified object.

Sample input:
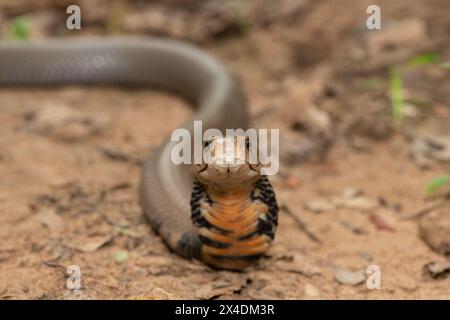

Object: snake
[0,37,278,270]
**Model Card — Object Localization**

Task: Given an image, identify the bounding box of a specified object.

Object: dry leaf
[424,261,450,278]
[334,268,366,286]
[66,234,113,253]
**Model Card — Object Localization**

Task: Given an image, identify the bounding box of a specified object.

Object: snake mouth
[196,164,260,186]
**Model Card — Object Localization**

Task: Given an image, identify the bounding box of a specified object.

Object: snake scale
[0,37,278,270]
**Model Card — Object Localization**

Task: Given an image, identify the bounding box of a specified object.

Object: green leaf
[390,67,404,123]
[425,175,450,194]
[8,17,30,40]
[356,77,384,90]
[405,98,430,109]
[114,251,129,263]
[237,18,252,35]
[441,61,450,68]
[407,53,440,67]
[106,0,124,35]
[231,2,251,36]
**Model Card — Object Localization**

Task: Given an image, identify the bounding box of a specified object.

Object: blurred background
[0,0,449,299]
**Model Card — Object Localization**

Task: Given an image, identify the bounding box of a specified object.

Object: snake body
[0,37,278,270]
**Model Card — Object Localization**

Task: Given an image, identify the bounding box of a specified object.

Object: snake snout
[215,161,243,174]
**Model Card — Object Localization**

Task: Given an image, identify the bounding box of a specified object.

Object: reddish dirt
[0,0,449,299]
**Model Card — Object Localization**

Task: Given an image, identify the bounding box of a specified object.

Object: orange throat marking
[197,186,272,269]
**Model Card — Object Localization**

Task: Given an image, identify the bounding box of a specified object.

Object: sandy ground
[0,0,449,299]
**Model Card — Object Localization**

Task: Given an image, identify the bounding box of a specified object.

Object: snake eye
[204,140,211,148]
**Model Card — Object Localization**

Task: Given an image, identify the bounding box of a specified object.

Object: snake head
[193,135,261,188]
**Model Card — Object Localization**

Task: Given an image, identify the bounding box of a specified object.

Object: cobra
[0,37,278,270]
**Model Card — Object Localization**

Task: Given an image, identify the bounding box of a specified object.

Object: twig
[43,261,66,270]
[340,220,366,235]
[99,144,142,165]
[399,200,446,220]
[280,204,321,243]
